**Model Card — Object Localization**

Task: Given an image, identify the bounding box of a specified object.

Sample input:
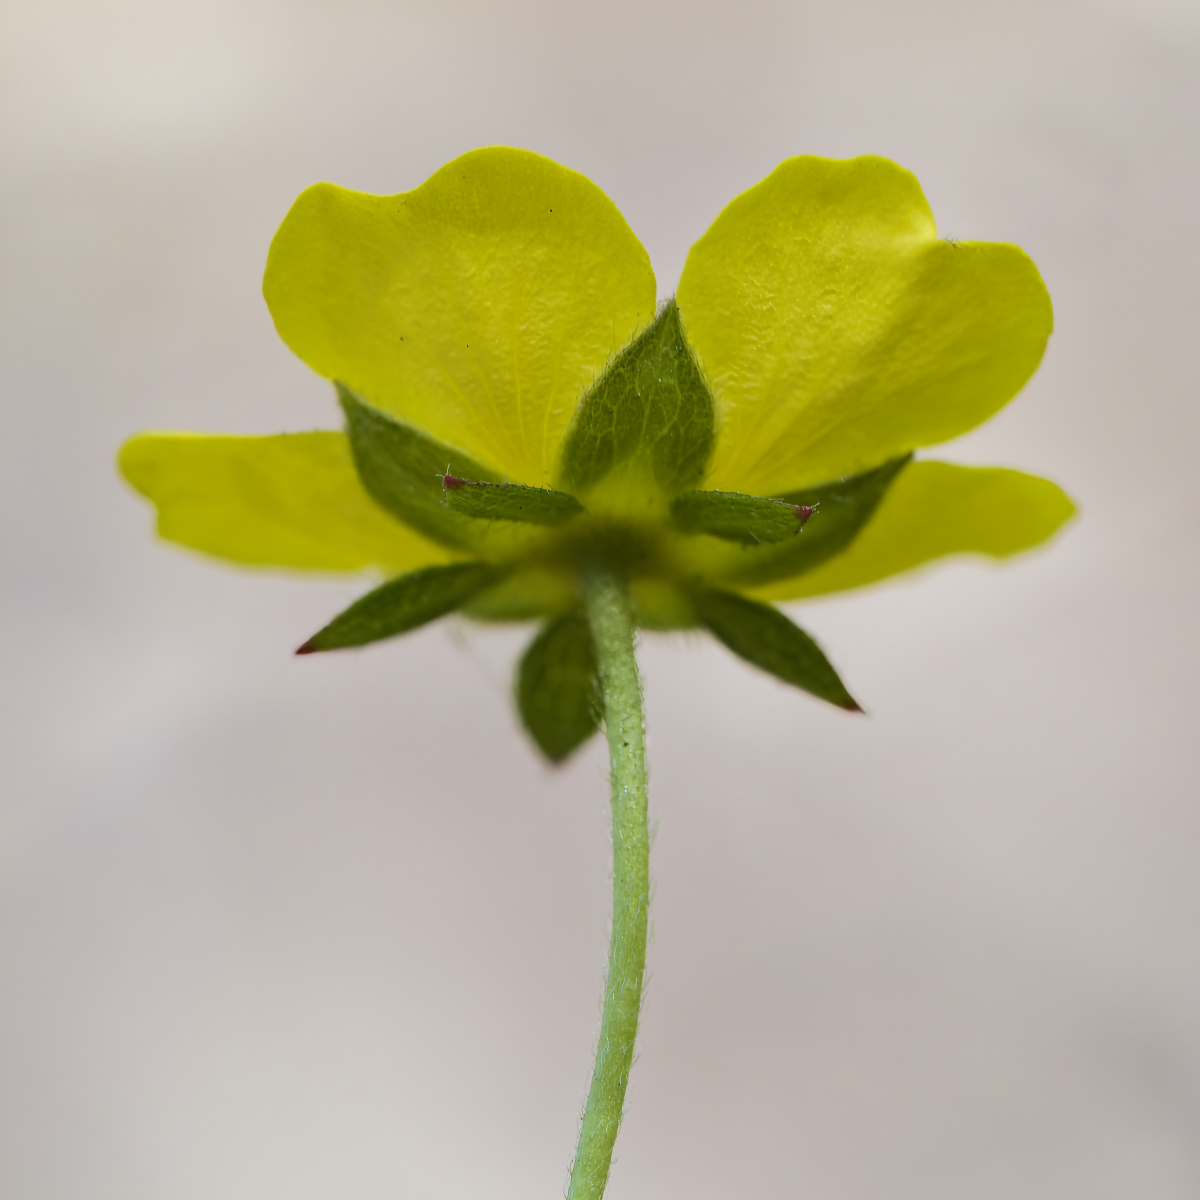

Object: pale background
[2,0,1198,1196]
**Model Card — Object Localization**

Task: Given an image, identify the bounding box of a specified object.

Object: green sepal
[559,300,715,501]
[297,561,501,653]
[720,456,911,587]
[692,588,861,711]
[755,461,1075,601]
[442,476,585,526]
[670,489,812,544]
[516,614,602,762]
[338,382,502,549]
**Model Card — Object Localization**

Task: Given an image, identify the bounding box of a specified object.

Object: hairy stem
[568,568,651,1200]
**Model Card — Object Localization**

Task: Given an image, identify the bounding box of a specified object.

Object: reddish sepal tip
[295,639,319,656]
[795,505,814,526]
[442,473,465,490]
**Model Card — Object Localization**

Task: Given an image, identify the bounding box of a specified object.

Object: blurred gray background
[2,0,1198,1197]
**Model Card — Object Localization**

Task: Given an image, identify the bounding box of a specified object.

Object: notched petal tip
[678,155,1053,497]
[266,147,657,486]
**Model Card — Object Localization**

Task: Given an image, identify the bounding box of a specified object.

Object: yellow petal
[677,156,1053,495]
[264,147,657,487]
[118,432,454,573]
[747,461,1075,601]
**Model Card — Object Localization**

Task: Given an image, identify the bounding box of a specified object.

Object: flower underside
[118,147,1075,761]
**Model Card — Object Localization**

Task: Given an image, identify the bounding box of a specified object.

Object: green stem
[568,568,651,1200]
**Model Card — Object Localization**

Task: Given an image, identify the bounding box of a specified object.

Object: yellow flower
[117,147,1075,1200]
[119,147,1072,758]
